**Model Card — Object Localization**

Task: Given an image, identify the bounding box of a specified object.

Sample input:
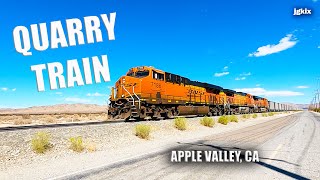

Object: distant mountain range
[295,104,309,110]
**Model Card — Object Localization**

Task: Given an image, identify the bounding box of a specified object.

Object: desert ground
[0,104,108,127]
[0,111,300,179]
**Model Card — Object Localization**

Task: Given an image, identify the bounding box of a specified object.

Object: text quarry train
[108,66,297,120]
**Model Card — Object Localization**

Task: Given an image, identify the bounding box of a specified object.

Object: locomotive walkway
[75,111,320,180]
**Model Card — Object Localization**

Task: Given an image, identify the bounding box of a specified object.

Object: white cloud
[223,66,228,70]
[256,84,261,87]
[65,97,91,103]
[240,72,251,76]
[296,86,309,89]
[214,72,229,77]
[235,77,246,81]
[87,92,108,97]
[249,34,297,57]
[12,88,16,91]
[1,87,8,91]
[234,87,304,97]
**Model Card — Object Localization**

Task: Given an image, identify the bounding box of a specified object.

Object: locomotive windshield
[126,70,149,78]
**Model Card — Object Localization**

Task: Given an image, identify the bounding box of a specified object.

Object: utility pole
[310,77,320,111]
[313,77,320,111]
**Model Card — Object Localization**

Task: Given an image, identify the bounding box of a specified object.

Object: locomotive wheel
[166,109,174,119]
[174,110,180,116]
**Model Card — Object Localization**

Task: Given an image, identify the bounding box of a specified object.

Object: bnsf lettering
[188,89,204,95]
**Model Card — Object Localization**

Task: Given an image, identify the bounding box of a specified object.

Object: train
[108,66,298,120]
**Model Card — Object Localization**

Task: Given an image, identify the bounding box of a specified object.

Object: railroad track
[0,115,200,132]
[0,120,125,132]
[0,113,287,132]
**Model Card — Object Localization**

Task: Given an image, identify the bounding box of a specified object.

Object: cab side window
[153,71,164,81]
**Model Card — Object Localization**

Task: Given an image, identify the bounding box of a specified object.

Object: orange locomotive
[108,66,269,120]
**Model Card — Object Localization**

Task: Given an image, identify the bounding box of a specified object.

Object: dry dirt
[0,104,108,115]
[0,104,108,127]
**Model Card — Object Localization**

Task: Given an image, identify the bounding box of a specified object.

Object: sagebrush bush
[135,124,151,139]
[229,115,238,123]
[242,114,250,119]
[200,117,214,127]
[262,113,268,117]
[22,114,31,119]
[69,136,84,152]
[31,132,51,154]
[268,112,275,116]
[218,116,229,125]
[252,114,258,118]
[174,117,187,130]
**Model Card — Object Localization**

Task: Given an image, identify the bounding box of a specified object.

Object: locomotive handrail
[132,85,141,109]
[121,84,134,105]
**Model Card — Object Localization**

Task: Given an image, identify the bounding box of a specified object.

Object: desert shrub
[135,124,151,139]
[229,115,238,123]
[69,136,84,152]
[72,114,81,122]
[100,113,108,121]
[268,112,275,116]
[174,117,187,130]
[242,114,250,119]
[252,114,258,118]
[22,114,31,119]
[31,132,51,154]
[218,116,229,125]
[14,118,32,125]
[44,115,56,124]
[200,117,214,127]
[86,142,97,152]
[262,113,268,117]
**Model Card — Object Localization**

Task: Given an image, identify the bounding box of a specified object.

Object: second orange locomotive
[108,66,268,120]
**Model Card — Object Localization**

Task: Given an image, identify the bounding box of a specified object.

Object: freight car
[108,66,291,120]
[268,101,297,112]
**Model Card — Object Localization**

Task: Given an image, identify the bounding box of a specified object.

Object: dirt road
[83,111,320,180]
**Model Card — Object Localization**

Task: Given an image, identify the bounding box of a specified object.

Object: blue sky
[0,0,319,108]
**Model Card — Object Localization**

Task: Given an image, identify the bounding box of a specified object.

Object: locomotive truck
[108,66,295,120]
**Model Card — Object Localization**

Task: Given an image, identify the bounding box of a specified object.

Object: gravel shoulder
[0,112,297,179]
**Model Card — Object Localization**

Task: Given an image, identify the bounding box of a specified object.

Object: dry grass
[218,116,229,125]
[31,132,51,154]
[0,113,109,126]
[14,118,32,125]
[268,112,275,116]
[200,117,215,127]
[22,114,31,119]
[69,136,84,152]
[242,114,250,119]
[229,115,238,123]
[86,142,97,152]
[135,124,151,139]
[174,117,187,130]
[43,115,56,124]
[252,114,258,118]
